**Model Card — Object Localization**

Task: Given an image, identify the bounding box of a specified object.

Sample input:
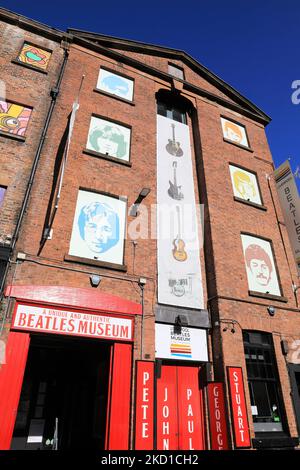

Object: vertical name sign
[134,361,154,450]
[227,367,251,448]
[207,383,229,450]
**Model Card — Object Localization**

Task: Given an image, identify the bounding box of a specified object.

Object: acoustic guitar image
[172,206,188,262]
[166,123,183,157]
[168,161,184,200]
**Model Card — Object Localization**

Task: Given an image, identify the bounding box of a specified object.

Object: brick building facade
[0,7,299,451]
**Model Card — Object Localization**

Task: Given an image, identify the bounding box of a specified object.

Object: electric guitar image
[168,161,184,200]
[172,206,188,262]
[166,123,183,157]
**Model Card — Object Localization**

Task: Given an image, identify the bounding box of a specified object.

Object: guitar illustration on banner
[172,205,187,262]
[166,123,183,157]
[168,161,184,200]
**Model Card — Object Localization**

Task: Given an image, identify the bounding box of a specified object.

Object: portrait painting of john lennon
[241,234,281,296]
[229,165,262,205]
[86,116,131,161]
[69,190,126,265]
[0,100,32,137]
[221,117,249,148]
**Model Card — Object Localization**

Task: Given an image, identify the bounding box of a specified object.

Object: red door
[0,332,30,450]
[156,365,205,450]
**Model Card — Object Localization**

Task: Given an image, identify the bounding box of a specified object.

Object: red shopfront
[0,285,141,451]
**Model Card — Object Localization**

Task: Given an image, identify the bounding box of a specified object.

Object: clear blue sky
[2,0,300,189]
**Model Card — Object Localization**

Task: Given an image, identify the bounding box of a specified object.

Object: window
[168,63,185,80]
[157,100,187,124]
[241,234,282,297]
[96,68,134,102]
[229,165,263,206]
[221,117,250,148]
[0,100,32,138]
[68,189,127,265]
[243,331,286,434]
[0,246,10,295]
[0,186,6,210]
[85,116,131,162]
[17,43,52,71]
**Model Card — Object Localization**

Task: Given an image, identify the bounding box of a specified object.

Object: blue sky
[1,0,300,190]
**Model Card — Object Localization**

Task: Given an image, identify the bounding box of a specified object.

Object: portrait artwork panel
[96,69,134,101]
[241,234,281,296]
[86,116,131,162]
[221,117,249,148]
[229,165,262,205]
[0,100,32,137]
[18,43,52,70]
[69,190,127,265]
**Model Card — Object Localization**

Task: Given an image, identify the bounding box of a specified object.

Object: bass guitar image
[166,123,183,157]
[168,161,184,200]
[172,205,187,262]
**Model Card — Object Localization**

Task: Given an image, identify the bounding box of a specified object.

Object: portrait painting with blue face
[69,191,126,264]
[78,201,119,254]
[97,69,134,101]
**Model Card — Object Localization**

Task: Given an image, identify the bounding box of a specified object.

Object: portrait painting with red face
[241,234,281,296]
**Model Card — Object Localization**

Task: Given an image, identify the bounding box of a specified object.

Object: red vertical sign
[227,367,251,448]
[177,366,205,450]
[135,361,154,450]
[207,383,229,450]
[156,365,206,450]
[156,365,179,450]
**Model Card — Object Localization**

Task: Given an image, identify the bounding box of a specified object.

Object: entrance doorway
[288,363,300,436]
[156,364,206,450]
[11,334,110,450]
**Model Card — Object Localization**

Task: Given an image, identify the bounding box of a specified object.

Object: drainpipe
[0,39,71,298]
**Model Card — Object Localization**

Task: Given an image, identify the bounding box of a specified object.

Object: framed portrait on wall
[229,165,262,205]
[0,100,32,137]
[221,117,249,148]
[86,116,131,162]
[241,234,281,296]
[69,190,127,265]
[96,69,134,102]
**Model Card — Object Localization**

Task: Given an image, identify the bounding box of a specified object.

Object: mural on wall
[229,165,262,205]
[86,116,131,161]
[18,43,51,70]
[221,117,249,147]
[241,234,281,296]
[0,100,32,136]
[69,190,127,265]
[96,69,134,101]
[157,114,204,309]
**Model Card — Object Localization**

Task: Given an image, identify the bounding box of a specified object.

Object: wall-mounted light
[129,188,151,217]
[267,305,276,316]
[90,275,101,288]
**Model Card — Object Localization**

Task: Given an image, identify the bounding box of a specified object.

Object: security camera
[90,275,101,287]
[267,306,275,316]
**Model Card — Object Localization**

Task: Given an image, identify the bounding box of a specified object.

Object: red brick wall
[0,20,64,241]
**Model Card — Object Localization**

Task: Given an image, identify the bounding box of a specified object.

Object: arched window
[156,90,190,124]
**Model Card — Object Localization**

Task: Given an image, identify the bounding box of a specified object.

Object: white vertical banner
[274,160,300,276]
[156,114,204,309]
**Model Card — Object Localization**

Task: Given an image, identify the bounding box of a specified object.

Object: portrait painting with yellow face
[229,165,262,205]
[221,117,249,147]
[0,100,32,137]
